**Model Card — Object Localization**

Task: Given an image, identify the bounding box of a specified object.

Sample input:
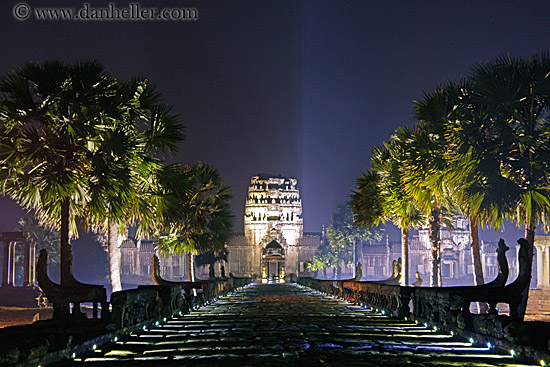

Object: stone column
[535,235,550,289]
[29,242,36,285]
[544,246,550,288]
[23,240,31,286]
[23,239,35,286]
[8,242,16,286]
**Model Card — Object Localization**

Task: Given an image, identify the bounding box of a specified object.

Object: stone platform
[58,283,536,366]
[525,289,550,322]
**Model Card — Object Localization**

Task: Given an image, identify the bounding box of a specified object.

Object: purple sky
[1,0,547,242]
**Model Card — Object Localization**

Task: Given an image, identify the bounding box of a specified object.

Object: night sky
[1,0,548,241]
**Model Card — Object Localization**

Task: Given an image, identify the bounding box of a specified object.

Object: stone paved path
[61,283,535,366]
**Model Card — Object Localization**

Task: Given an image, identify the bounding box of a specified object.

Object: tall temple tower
[244,175,303,279]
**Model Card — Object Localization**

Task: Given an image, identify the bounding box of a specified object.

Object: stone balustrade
[299,238,536,350]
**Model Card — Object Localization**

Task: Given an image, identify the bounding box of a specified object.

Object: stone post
[30,242,36,285]
[534,235,550,289]
[544,246,550,288]
[23,240,31,286]
[8,242,16,286]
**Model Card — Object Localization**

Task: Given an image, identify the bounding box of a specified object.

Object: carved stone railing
[36,249,108,321]
[343,281,411,318]
[150,255,239,304]
[411,238,531,331]
[378,258,402,285]
[151,255,203,292]
[299,238,534,344]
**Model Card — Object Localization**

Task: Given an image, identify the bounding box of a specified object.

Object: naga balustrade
[37,248,108,321]
[151,255,238,303]
[299,238,533,339]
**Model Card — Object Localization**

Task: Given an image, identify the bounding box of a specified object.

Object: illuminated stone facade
[227,175,319,280]
[120,232,189,286]
[360,215,518,285]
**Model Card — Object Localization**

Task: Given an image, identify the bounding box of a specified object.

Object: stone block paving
[60,283,536,366]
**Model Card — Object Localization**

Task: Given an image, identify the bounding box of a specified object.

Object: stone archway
[261,240,285,283]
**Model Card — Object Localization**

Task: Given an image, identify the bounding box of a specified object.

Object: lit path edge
[59,283,535,366]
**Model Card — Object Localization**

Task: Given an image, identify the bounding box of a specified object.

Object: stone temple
[117,174,534,289]
[226,175,320,281]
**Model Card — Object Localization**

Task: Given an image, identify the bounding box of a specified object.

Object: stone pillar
[535,236,550,289]
[30,242,36,285]
[0,232,33,287]
[8,242,16,286]
[544,246,550,288]
[23,240,35,286]
[23,241,30,286]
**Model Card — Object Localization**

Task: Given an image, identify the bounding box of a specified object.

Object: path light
[510,349,516,357]
[541,360,546,366]
[486,342,492,349]
[450,331,454,336]
[469,338,474,344]
[72,353,76,358]
[113,336,118,342]
[433,326,438,332]
[92,344,97,350]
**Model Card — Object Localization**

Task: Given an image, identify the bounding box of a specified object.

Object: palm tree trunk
[400,227,409,286]
[469,215,484,286]
[187,252,195,282]
[60,199,71,286]
[107,222,123,293]
[428,207,442,287]
[518,213,536,319]
[352,239,356,278]
[469,215,487,313]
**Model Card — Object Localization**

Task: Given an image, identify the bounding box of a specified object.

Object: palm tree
[325,202,383,279]
[468,52,550,247]
[399,123,456,287]
[155,163,233,282]
[0,60,126,286]
[351,134,424,286]
[412,81,492,287]
[462,52,550,317]
[0,60,185,291]
[82,80,184,293]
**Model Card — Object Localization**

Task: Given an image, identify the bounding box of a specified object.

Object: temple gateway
[226,175,320,282]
